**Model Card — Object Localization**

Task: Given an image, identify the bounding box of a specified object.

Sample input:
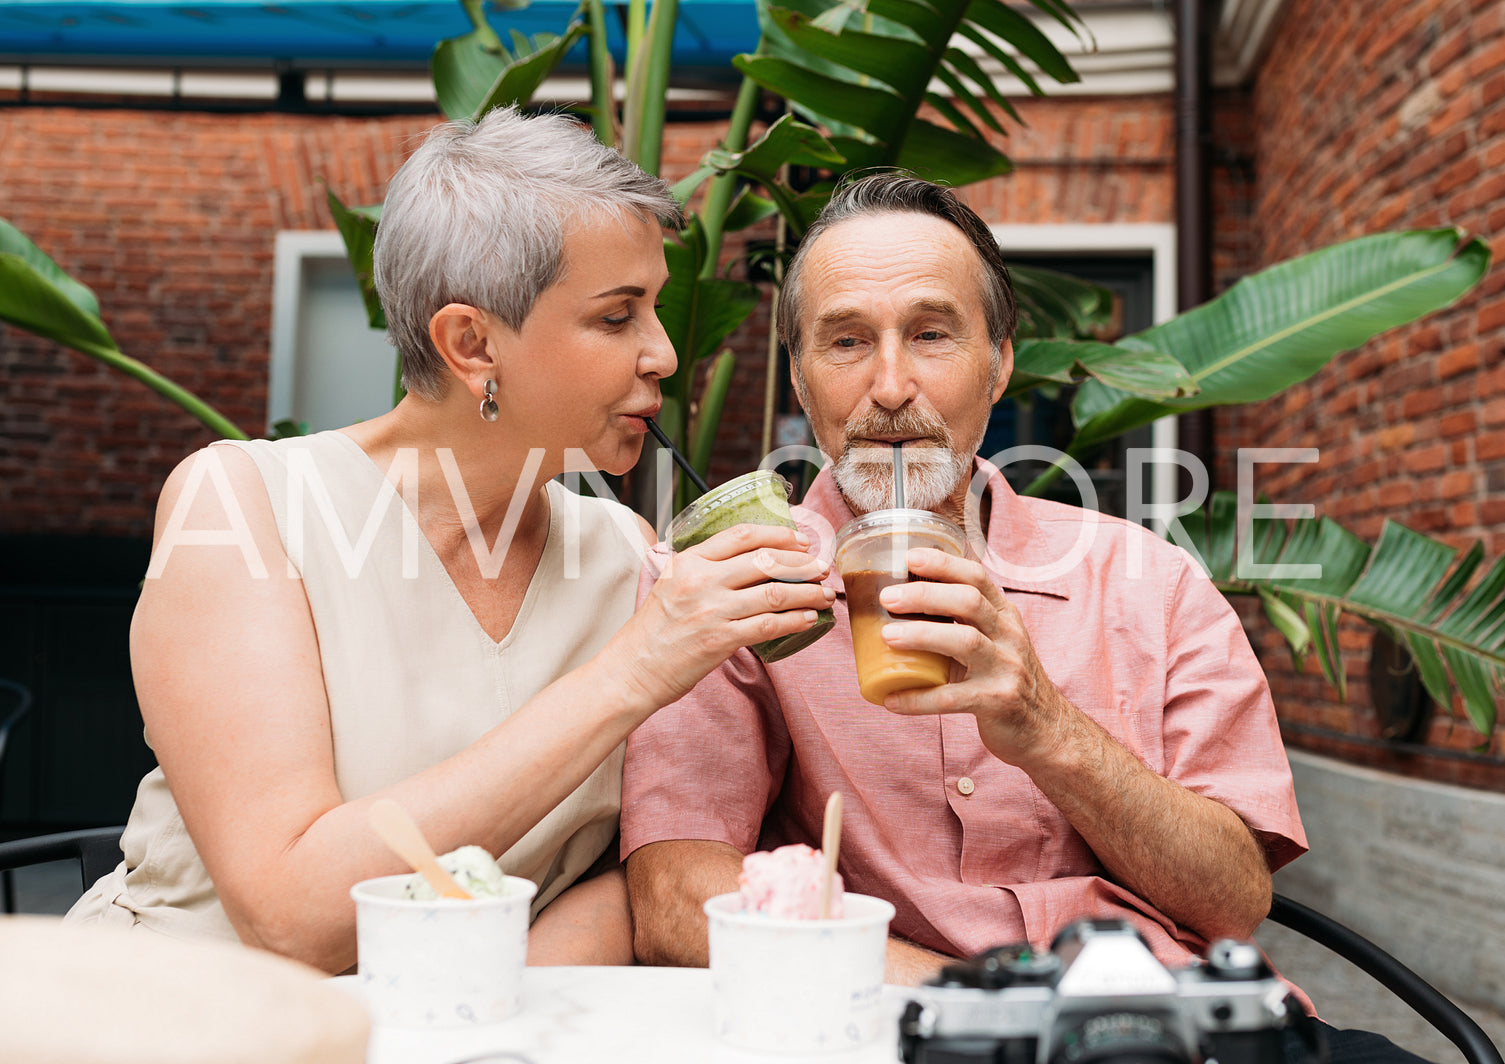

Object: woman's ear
[429,303,498,399]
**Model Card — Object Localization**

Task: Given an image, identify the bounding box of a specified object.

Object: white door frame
[991,222,1181,519]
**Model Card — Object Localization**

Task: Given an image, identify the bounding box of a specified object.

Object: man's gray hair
[776,171,1017,368]
[373,107,683,400]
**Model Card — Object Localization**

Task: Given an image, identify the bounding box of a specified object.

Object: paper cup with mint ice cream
[668,470,834,663]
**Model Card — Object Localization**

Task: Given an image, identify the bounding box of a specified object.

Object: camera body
[899,918,1293,1064]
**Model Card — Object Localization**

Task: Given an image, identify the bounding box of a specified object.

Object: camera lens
[1049,1011,1192,1064]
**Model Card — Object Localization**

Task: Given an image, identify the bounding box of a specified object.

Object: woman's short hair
[775,171,1017,369]
[373,107,683,400]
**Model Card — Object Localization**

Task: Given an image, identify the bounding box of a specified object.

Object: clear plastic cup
[668,470,834,663]
[833,509,967,706]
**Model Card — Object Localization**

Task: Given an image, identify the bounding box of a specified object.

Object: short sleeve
[1159,556,1308,871]
[619,548,793,859]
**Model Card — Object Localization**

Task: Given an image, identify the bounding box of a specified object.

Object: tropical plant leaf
[325,188,385,331]
[658,222,762,429]
[731,0,1082,192]
[690,349,738,477]
[895,119,1013,183]
[962,0,1080,86]
[722,188,783,233]
[733,54,906,136]
[0,217,101,318]
[0,253,248,439]
[925,91,986,141]
[940,47,1010,133]
[1006,339,1197,400]
[432,4,582,122]
[1066,229,1491,457]
[431,12,508,120]
[471,25,586,121]
[1185,491,1505,735]
[1011,264,1114,340]
[0,254,117,356]
[762,5,933,100]
[703,113,846,182]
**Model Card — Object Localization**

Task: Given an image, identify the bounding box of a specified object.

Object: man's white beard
[832,439,971,514]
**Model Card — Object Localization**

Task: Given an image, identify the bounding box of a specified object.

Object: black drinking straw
[645,416,711,496]
[892,442,905,509]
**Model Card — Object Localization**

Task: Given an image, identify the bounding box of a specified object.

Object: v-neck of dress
[326,430,558,651]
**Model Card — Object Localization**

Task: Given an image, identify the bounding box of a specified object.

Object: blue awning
[0,0,760,69]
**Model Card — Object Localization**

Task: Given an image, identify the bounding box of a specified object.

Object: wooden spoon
[368,798,472,900]
[819,791,843,919]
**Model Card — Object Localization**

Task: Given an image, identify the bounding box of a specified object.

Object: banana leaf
[325,189,385,332]
[1064,229,1490,459]
[1184,491,1504,737]
[0,220,248,440]
[1007,339,1197,401]
[1011,263,1115,341]
[432,0,584,121]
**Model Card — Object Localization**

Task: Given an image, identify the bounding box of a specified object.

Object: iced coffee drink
[833,509,966,706]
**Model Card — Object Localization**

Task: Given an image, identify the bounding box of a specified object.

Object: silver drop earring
[480,379,499,422]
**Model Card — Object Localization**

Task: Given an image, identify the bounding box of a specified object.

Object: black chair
[0,825,125,914]
[0,679,35,912]
[1269,892,1503,1064]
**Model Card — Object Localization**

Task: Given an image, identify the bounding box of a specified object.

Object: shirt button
[956,776,975,795]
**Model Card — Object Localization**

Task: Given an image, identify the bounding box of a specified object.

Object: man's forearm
[886,936,952,986]
[626,838,743,966]
[1013,705,1272,942]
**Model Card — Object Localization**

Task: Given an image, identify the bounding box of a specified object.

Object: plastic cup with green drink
[667,470,835,663]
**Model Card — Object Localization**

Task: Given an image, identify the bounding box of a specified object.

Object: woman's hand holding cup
[619,523,834,710]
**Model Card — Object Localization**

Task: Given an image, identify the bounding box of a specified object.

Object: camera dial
[1051,1011,1192,1064]
[1204,941,1269,981]
[938,945,1063,990]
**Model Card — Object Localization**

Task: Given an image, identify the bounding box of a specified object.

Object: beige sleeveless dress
[67,430,645,941]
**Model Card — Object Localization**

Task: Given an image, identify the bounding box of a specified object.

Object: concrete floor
[7,861,1505,1063]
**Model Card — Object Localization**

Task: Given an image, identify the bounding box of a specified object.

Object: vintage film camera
[900,918,1309,1064]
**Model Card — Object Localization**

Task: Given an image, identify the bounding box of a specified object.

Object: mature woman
[66,106,833,973]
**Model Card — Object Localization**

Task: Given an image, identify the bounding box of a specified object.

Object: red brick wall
[0,109,433,539]
[1217,0,1505,778]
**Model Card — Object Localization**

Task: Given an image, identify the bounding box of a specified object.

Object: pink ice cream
[738,843,844,919]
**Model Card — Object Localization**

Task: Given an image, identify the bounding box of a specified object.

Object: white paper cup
[351,872,537,1028]
[705,891,895,1054]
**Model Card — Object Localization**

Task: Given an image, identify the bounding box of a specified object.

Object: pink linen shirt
[621,460,1307,970]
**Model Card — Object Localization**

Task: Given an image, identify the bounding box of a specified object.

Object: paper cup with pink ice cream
[704,842,895,1054]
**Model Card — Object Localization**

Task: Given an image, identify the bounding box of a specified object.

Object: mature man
[621,174,1414,1061]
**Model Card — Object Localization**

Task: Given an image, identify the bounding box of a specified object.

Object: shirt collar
[794,456,1074,600]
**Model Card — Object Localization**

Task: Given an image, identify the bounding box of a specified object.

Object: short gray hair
[776,171,1017,368]
[373,107,683,400]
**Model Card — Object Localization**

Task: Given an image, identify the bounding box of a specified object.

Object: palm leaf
[1185,491,1505,736]
[733,0,1083,194]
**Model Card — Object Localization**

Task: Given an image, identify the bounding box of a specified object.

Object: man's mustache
[840,409,955,461]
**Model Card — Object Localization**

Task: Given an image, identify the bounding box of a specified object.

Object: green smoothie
[668,470,835,663]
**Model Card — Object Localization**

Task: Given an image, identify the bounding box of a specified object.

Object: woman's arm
[136,448,833,974]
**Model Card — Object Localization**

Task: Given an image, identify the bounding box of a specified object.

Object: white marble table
[340,966,910,1064]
